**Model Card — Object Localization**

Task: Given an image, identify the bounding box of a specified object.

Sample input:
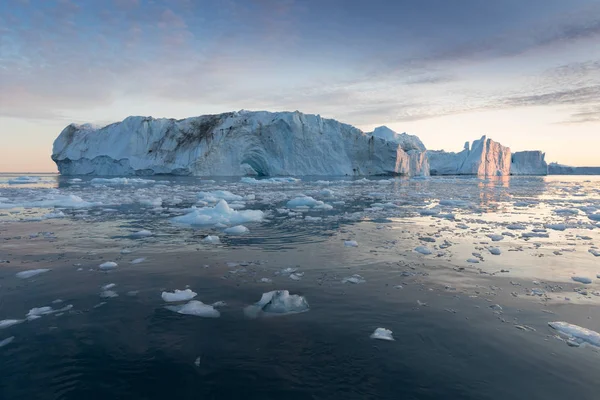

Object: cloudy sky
[1,0,599,172]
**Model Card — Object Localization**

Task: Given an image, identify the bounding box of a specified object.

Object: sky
[1,0,599,172]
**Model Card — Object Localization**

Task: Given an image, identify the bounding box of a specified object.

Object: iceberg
[428,136,511,176]
[52,111,429,177]
[244,290,310,318]
[510,151,548,175]
[166,300,220,318]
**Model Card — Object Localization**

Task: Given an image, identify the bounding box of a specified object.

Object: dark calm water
[1,174,599,399]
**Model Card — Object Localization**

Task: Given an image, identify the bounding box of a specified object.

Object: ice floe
[370,328,394,341]
[130,257,146,264]
[342,274,366,284]
[0,319,24,329]
[344,240,359,247]
[224,225,249,235]
[15,269,50,279]
[202,235,221,244]
[166,300,220,318]
[286,196,332,210]
[244,290,310,318]
[171,200,263,226]
[0,336,14,348]
[571,276,592,284]
[548,321,600,348]
[99,261,118,270]
[489,248,501,255]
[161,289,197,302]
[414,246,432,255]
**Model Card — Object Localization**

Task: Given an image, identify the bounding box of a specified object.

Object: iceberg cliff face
[427,136,511,176]
[52,111,429,177]
[510,151,547,175]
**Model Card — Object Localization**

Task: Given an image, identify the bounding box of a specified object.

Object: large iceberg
[511,151,548,175]
[427,136,511,176]
[52,111,429,177]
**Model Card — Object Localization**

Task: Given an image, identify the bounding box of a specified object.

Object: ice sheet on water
[171,200,263,226]
[244,290,309,319]
[91,177,156,185]
[0,336,15,348]
[16,269,50,279]
[0,319,24,329]
[571,276,592,284]
[8,176,40,184]
[414,246,432,255]
[370,328,394,341]
[161,289,197,302]
[166,300,220,318]
[549,322,600,348]
[224,225,249,235]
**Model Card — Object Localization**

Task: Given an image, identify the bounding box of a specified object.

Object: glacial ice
[99,261,118,270]
[52,111,429,177]
[414,246,432,255]
[244,290,310,318]
[91,177,155,185]
[510,151,548,175]
[166,300,220,318]
[0,319,24,329]
[0,336,14,348]
[161,289,197,302]
[202,235,221,244]
[241,177,300,184]
[571,276,592,284]
[8,176,40,184]
[224,225,249,235]
[171,200,263,226]
[549,321,600,348]
[287,196,332,209]
[198,190,243,202]
[370,327,394,341]
[15,269,50,279]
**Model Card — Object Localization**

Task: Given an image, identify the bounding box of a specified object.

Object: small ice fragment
[370,328,394,341]
[467,258,480,263]
[487,234,504,242]
[417,300,427,307]
[0,336,15,348]
[344,240,358,247]
[121,249,132,254]
[260,278,272,283]
[289,273,303,281]
[571,276,592,284]
[414,246,432,255]
[101,283,116,290]
[202,235,221,244]
[342,274,366,284]
[589,249,600,257]
[506,224,526,230]
[131,230,153,238]
[130,257,146,264]
[194,356,201,367]
[99,262,118,270]
[224,225,249,235]
[489,248,501,255]
[490,304,503,311]
[546,224,566,231]
[161,289,197,302]
[166,300,220,318]
[100,290,118,298]
[244,290,309,319]
[16,269,50,279]
[0,319,24,329]
[211,301,227,308]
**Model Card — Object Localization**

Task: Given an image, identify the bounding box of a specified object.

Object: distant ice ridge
[52,111,429,177]
[427,136,511,176]
[548,163,600,175]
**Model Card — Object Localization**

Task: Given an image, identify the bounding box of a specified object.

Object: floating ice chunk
[194,356,201,366]
[589,213,600,222]
[9,176,40,184]
[171,200,263,226]
[549,321,600,348]
[260,278,272,283]
[0,336,14,348]
[467,258,480,263]
[320,189,334,197]
[589,249,600,257]
[287,196,331,209]
[102,283,116,290]
[555,208,579,215]
[241,177,300,184]
[166,300,220,318]
[211,301,227,308]
[42,211,65,219]
[244,290,309,319]
[344,240,358,247]
[100,290,118,298]
[487,234,504,242]
[27,194,99,209]
[130,257,146,264]
[224,225,249,235]
[198,190,243,202]
[91,177,156,185]
[99,261,118,270]
[489,248,501,255]
[419,208,440,216]
[342,274,366,284]
[131,230,153,238]
[490,304,503,311]
[161,289,197,302]
[439,199,469,207]
[456,223,469,229]
[305,216,322,222]
[26,306,54,320]
[202,235,221,244]
[370,328,394,341]
[0,319,24,329]
[506,224,526,230]
[289,273,303,281]
[414,246,432,255]
[16,269,50,279]
[546,224,566,231]
[571,276,592,284]
[522,231,550,238]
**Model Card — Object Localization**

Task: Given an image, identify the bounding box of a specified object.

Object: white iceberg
[171,200,263,226]
[510,151,548,175]
[244,290,310,318]
[15,269,50,279]
[370,327,394,341]
[166,300,220,318]
[161,289,197,302]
